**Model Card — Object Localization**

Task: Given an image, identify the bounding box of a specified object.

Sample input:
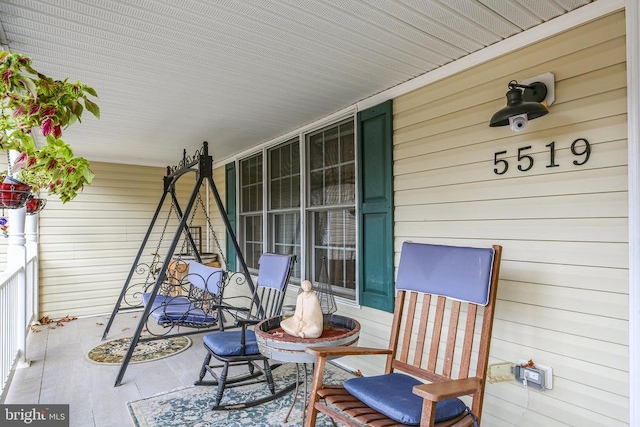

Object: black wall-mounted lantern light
[490,80,549,132]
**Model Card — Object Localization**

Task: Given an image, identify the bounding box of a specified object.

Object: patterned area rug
[86,336,192,364]
[127,362,355,427]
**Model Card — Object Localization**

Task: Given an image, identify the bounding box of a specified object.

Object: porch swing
[102,142,258,386]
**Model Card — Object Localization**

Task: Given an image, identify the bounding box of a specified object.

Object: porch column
[6,151,29,367]
[25,212,38,325]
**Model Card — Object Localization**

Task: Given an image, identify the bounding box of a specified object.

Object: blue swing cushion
[142,293,215,324]
[203,330,260,357]
[343,373,468,426]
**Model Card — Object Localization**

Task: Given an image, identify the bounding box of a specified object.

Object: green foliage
[0,50,99,202]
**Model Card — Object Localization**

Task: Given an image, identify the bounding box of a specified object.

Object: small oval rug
[86,336,192,365]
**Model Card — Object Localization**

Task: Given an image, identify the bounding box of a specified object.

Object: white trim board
[626,0,640,425]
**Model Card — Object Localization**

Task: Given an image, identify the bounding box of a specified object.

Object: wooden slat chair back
[306,242,502,427]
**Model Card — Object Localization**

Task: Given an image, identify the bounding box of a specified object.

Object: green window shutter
[357,100,394,312]
[225,162,237,272]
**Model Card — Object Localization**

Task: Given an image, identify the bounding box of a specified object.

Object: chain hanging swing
[102,142,255,387]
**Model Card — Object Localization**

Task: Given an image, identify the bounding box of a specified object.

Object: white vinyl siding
[1,160,230,319]
[393,12,627,427]
[329,11,629,427]
[36,162,169,318]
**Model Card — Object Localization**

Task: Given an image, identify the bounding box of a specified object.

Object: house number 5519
[493,138,591,175]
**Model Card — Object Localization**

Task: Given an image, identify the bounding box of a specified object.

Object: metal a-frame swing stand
[102,141,255,387]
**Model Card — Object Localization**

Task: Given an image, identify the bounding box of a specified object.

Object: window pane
[256,183,263,210]
[242,187,250,213]
[240,153,263,214]
[324,127,339,166]
[242,215,263,269]
[270,149,281,179]
[310,208,356,297]
[310,171,323,206]
[340,163,355,204]
[292,175,300,208]
[307,120,356,209]
[269,139,299,210]
[273,212,301,279]
[270,179,281,210]
[292,143,300,174]
[309,134,323,170]
[340,122,355,163]
[281,144,291,176]
[325,167,339,204]
[281,177,291,209]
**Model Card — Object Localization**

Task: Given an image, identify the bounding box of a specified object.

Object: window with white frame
[307,120,356,299]
[268,139,301,279]
[239,153,263,270]
[233,101,393,310]
[237,118,356,299]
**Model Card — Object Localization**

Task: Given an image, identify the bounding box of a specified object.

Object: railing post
[25,213,38,324]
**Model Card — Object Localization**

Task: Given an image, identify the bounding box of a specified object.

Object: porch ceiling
[0,0,595,167]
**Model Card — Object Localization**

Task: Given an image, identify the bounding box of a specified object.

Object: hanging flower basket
[0,180,32,209]
[25,196,46,215]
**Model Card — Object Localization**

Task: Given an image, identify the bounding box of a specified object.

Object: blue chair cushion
[343,373,468,426]
[395,242,494,306]
[203,330,260,357]
[142,293,215,324]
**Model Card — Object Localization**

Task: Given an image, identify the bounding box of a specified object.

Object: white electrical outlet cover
[517,359,553,389]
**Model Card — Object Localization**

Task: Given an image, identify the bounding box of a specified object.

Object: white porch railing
[0,200,38,400]
[0,252,37,399]
[0,265,22,398]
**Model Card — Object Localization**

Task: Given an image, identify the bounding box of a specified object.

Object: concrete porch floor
[3,313,212,427]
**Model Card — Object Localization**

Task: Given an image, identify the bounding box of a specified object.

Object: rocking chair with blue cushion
[306,242,503,427]
[195,253,297,409]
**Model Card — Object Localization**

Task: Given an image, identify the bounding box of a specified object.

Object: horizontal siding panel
[485,382,627,426]
[494,320,627,369]
[395,118,626,179]
[396,136,626,187]
[394,58,626,130]
[394,166,627,205]
[498,280,627,320]
[490,340,628,399]
[395,218,628,243]
[395,192,627,221]
[496,301,627,345]
[395,87,626,146]
[396,35,625,126]
[395,110,626,164]
[393,238,628,271]
[501,260,628,291]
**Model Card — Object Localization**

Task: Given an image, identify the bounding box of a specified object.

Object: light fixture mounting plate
[522,72,555,106]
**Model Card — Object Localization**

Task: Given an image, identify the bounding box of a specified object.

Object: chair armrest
[306,346,392,358]
[235,317,260,327]
[412,377,482,402]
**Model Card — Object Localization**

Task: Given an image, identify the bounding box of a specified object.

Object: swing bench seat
[142,261,225,327]
[142,294,218,325]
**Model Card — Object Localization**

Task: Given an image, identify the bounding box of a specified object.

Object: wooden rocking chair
[305,242,502,427]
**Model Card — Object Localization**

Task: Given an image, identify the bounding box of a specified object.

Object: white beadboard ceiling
[0,0,595,167]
